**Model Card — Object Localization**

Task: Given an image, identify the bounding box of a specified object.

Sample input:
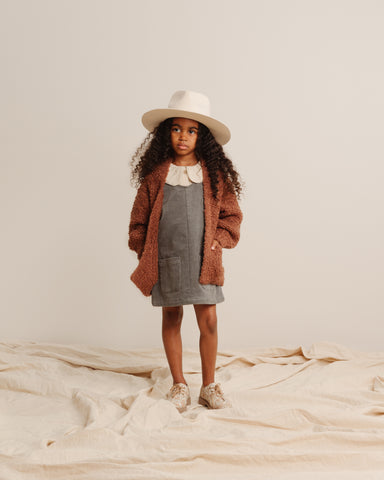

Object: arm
[128,178,150,259]
[214,182,243,249]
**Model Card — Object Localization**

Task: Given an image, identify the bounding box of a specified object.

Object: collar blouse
[165,161,203,186]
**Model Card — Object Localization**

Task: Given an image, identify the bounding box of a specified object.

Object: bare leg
[162,306,187,385]
[194,304,218,386]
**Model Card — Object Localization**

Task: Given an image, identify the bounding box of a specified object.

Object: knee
[162,306,183,330]
[199,314,217,336]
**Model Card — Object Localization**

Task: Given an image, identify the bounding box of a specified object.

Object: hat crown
[168,90,211,117]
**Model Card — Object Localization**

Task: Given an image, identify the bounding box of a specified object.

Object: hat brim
[141,108,231,145]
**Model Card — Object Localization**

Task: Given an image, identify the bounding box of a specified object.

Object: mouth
[177,144,188,149]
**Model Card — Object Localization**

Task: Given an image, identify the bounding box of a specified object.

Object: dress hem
[151,296,225,307]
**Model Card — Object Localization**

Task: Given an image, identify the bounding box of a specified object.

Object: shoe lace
[207,383,224,398]
[170,383,187,399]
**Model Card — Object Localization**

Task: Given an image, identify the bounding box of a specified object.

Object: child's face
[170,117,199,157]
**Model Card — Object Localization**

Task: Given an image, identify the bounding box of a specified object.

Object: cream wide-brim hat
[141,90,231,145]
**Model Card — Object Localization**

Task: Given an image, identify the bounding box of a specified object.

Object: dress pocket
[159,256,181,294]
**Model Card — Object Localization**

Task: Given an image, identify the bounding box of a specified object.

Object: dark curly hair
[130,118,244,200]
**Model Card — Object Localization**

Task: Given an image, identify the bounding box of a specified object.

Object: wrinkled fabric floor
[1,340,384,479]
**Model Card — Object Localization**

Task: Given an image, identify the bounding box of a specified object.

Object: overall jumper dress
[151,161,224,307]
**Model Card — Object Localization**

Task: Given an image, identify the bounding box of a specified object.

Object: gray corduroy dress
[151,164,224,307]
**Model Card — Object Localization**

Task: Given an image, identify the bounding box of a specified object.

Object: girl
[128,90,243,412]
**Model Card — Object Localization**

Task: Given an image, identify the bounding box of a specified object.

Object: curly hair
[130,118,244,200]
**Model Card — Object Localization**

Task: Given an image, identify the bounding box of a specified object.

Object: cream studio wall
[1,0,383,351]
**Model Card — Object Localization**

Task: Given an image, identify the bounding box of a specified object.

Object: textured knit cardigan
[128,158,243,296]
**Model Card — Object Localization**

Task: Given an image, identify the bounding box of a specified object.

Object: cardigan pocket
[159,256,181,294]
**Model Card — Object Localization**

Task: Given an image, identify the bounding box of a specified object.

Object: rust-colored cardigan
[128,158,243,296]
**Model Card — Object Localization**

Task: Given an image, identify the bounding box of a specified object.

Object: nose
[179,129,187,140]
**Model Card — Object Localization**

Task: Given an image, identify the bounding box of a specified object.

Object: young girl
[128,90,243,412]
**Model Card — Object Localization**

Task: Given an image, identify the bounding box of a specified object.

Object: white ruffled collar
[165,161,203,186]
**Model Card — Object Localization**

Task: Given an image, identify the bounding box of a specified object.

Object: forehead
[171,117,199,129]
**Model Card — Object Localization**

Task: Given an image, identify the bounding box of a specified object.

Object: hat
[141,90,231,145]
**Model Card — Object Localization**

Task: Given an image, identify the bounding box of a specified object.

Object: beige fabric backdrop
[1,0,383,350]
[1,340,384,478]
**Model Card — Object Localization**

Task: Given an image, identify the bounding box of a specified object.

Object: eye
[171,127,180,132]
[189,129,197,135]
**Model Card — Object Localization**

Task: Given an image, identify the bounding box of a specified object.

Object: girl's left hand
[211,239,221,250]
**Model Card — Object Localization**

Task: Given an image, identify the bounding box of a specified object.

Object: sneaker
[198,382,231,409]
[167,383,191,413]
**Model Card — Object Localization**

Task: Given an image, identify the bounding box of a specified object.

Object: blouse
[165,161,203,186]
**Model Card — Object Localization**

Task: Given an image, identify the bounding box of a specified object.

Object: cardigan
[128,158,243,297]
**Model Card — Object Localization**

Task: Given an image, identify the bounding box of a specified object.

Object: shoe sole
[198,396,213,409]
[198,396,230,409]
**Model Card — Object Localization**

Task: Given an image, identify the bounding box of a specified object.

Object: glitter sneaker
[198,382,231,409]
[167,383,191,413]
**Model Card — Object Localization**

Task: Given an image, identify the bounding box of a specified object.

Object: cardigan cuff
[214,227,238,249]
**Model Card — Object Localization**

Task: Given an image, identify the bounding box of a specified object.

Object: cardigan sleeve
[214,181,243,249]
[128,177,150,259]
